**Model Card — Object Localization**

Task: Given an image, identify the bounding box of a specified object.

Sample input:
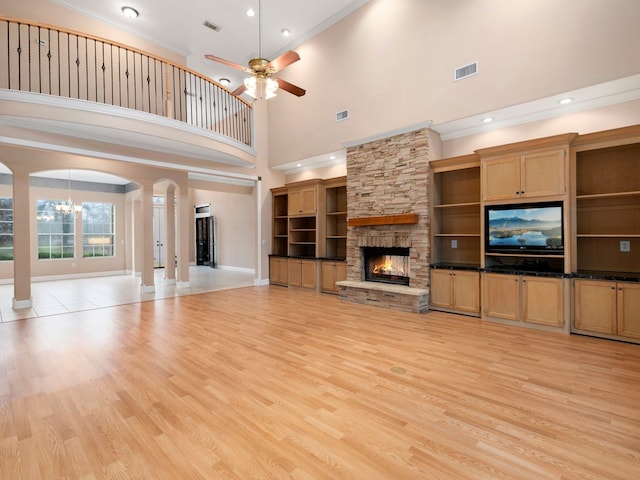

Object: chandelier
[55,170,83,215]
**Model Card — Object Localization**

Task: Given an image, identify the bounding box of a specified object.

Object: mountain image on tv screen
[488,206,562,248]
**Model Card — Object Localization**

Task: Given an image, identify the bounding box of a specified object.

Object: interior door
[153,205,165,268]
[196,217,210,266]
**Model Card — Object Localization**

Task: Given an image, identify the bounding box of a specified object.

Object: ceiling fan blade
[267,51,300,73]
[204,54,247,71]
[232,83,247,96]
[276,78,306,97]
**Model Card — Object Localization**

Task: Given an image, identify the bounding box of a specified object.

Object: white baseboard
[32,270,128,282]
[216,265,255,274]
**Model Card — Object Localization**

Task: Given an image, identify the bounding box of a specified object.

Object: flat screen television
[485,201,564,255]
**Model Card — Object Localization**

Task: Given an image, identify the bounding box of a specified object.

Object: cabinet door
[482,156,520,201]
[430,270,453,308]
[300,188,317,215]
[288,259,302,287]
[522,276,563,327]
[288,188,317,215]
[617,283,640,339]
[269,257,288,286]
[301,260,317,289]
[521,150,565,198]
[288,190,302,216]
[452,270,480,314]
[483,273,520,320]
[321,261,336,293]
[574,280,616,334]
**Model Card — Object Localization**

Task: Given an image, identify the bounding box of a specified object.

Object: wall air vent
[336,109,349,122]
[454,61,478,81]
[203,21,222,32]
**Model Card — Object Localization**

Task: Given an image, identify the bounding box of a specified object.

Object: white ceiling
[51,0,370,93]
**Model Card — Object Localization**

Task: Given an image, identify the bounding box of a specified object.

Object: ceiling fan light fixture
[121,6,139,19]
[244,77,278,99]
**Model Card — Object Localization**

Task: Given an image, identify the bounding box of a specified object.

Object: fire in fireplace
[363,247,410,286]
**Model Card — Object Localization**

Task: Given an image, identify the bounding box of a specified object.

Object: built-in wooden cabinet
[430,269,480,315]
[481,148,567,201]
[272,189,289,256]
[574,279,640,339]
[483,273,564,328]
[325,179,347,260]
[270,177,345,292]
[430,155,481,268]
[269,256,288,286]
[288,186,318,216]
[573,141,640,273]
[321,260,347,294]
[288,258,317,289]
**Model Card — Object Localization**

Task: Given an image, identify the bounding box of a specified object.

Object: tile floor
[0,266,256,322]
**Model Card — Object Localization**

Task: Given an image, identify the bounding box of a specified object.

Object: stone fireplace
[336,127,431,313]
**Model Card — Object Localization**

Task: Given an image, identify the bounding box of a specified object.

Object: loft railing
[0,17,253,147]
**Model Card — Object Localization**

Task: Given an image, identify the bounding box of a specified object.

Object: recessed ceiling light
[558,97,573,105]
[329,155,336,160]
[482,117,493,123]
[296,163,302,167]
[121,6,139,19]
[247,8,255,17]
[281,29,291,37]
[219,78,230,86]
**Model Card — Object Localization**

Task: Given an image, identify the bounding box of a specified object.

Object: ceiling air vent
[203,21,222,32]
[336,109,349,122]
[454,61,478,81]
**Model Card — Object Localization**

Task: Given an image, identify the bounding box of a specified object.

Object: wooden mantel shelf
[348,213,419,227]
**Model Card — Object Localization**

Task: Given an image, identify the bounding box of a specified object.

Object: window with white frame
[36,200,75,259]
[82,202,115,257]
[0,198,13,261]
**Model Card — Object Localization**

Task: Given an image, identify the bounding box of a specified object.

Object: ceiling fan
[204,0,306,99]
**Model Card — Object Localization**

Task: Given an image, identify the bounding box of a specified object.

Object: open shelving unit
[575,142,640,273]
[325,181,347,259]
[272,190,289,256]
[430,155,481,267]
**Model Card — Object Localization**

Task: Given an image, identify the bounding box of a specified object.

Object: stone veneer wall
[345,128,430,290]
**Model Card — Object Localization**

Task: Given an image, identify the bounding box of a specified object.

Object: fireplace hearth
[363,247,410,286]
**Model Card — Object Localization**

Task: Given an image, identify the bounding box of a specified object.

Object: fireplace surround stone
[337,127,431,313]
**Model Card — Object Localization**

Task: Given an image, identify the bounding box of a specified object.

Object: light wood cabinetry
[270,177,345,292]
[269,256,288,286]
[430,155,481,267]
[574,280,640,339]
[288,258,317,289]
[521,276,564,327]
[483,273,564,328]
[272,189,289,256]
[430,269,480,314]
[573,141,640,273]
[325,178,347,260]
[288,186,318,216]
[321,260,347,294]
[481,148,566,201]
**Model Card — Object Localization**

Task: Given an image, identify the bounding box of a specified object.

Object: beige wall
[267,0,640,166]
[440,100,640,158]
[190,184,256,270]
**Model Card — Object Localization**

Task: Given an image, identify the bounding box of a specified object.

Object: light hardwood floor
[1,285,639,479]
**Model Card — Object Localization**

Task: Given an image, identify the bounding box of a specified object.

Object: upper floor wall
[267,0,640,166]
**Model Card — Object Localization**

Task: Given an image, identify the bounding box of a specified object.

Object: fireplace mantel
[348,213,419,227]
